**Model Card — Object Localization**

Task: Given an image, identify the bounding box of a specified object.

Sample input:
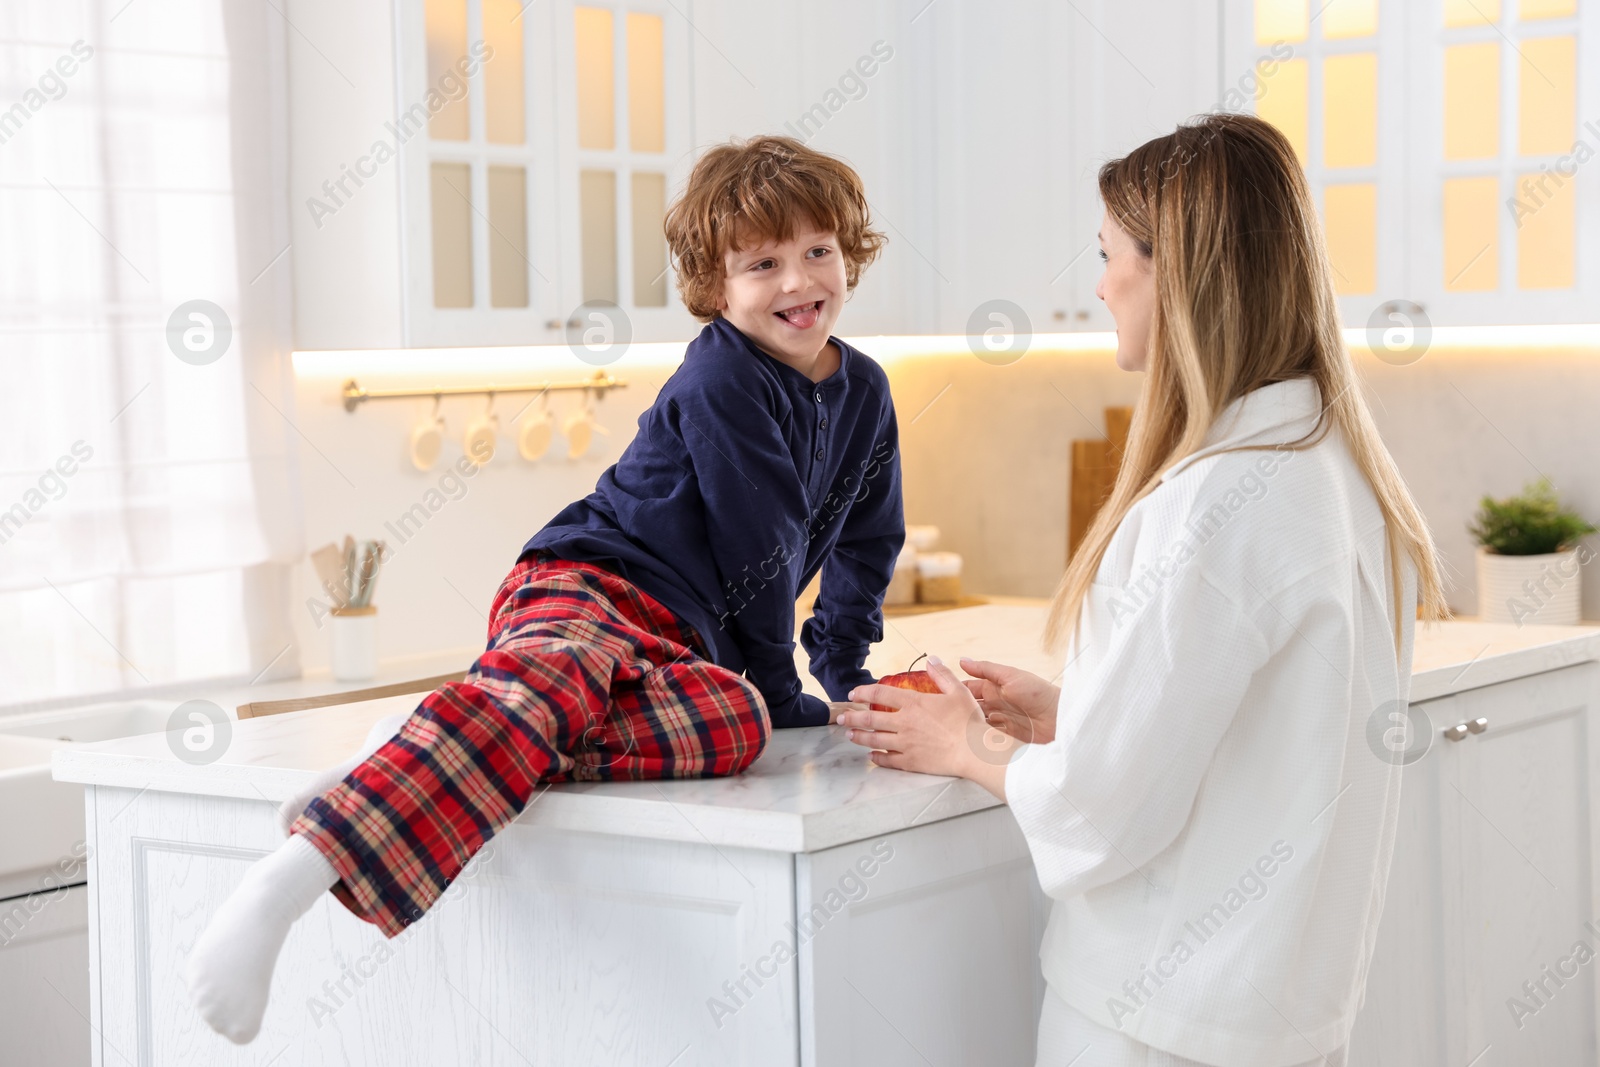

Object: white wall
[287,339,1600,677]
[288,346,684,673]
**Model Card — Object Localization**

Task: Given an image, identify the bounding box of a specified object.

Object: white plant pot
[1475,546,1583,626]
[329,606,378,680]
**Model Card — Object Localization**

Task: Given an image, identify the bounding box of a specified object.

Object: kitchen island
[53,606,1600,1066]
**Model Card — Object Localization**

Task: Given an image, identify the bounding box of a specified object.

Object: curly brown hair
[664,135,887,322]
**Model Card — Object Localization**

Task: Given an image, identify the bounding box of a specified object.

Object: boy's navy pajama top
[523,315,906,729]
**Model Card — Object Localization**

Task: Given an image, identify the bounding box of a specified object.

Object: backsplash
[288,339,1600,673]
[886,341,1600,620]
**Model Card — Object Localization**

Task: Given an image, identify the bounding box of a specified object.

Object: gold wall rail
[341,370,628,412]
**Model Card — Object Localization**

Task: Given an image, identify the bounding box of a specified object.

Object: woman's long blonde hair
[1044,113,1449,656]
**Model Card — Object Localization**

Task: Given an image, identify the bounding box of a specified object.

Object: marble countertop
[52,605,1600,853]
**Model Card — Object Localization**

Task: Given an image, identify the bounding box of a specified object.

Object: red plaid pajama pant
[289,555,771,938]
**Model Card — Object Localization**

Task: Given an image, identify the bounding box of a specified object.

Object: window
[0,1,298,707]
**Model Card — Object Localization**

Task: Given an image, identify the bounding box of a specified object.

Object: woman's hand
[838,656,1020,799]
[959,658,1060,746]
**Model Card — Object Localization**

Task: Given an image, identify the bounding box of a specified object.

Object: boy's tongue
[778,302,819,330]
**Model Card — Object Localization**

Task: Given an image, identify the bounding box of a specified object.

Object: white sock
[183,833,340,1044]
[276,711,408,837]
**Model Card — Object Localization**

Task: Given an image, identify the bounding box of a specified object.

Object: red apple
[872,655,940,711]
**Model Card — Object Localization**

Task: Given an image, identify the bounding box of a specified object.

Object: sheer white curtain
[0,0,301,710]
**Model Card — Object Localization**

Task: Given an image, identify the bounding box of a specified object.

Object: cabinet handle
[1443,723,1470,742]
[1467,717,1489,734]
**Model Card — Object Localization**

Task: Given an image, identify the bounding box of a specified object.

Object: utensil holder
[329,605,378,681]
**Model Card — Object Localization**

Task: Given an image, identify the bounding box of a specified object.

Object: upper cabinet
[397,0,699,346]
[1228,0,1600,327]
[289,0,699,349]
[286,0,1592,350]
[1059,1,1226,332]
[917,0,1222,336]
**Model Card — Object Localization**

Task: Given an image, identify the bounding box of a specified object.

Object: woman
[838,113,1448,1067]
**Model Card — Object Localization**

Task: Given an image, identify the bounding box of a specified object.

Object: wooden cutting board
[1068,405,1133,560]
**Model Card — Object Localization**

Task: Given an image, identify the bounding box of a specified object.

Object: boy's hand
[827,701,869,725]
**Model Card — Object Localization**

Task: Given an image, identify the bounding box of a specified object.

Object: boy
[185,135,905,1044]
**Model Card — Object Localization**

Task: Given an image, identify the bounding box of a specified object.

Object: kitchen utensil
[464,394,498,465]
[310,543,345,603]
[518,392,554,462]
[237,668,466,719]
[562,390,609,459]
[368,543,387,607]
[352,540,384,608]
[343,535,357,603]
[349,541,369,607]
[409,396,445,471]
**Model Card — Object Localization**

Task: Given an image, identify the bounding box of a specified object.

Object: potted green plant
[1468,477,1595,625]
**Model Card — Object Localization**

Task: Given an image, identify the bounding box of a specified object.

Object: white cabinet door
[798,805,1049,1067]
[1061,0,1224,331]
[1444,660,1600,1063]
[918,1,1074,339]
[393,0,568,347]
[0,883,89,1067]
[1225,0,1600,328]
[1348,691,1452,1065]
[398,0,701,347]
[1222,0,1409,331]
[1401,0,1600,327]
[295,0,704,349]
[1351,661,1600,1065]
[919,0,1222,338]
[687,1,917,338]
[88,787,798,1066]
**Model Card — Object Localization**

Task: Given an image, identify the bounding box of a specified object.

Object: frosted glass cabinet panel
[1246,0,1391,304]
[569,7,672,315]
[487,164,530,307]
[482,0,526,145]
[424,0,471,141]
[579,168,618,304]
[430,162,474,307]
[396,0,695,346]
[631,171,668,308]
[574,7,615,151]
[1229,0,1599,325]
[1420,0,1593,320]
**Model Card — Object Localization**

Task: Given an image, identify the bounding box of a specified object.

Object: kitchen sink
[0,701,179,899]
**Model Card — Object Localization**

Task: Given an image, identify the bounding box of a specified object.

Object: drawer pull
[1443,723,1470,742]
[1468,717,1489,734]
